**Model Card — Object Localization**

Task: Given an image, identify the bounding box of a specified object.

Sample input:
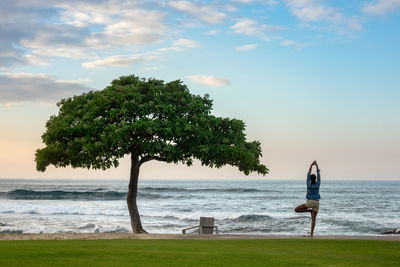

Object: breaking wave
[232,214,273,222]
[4,190,174,200]
[141,187,267,193]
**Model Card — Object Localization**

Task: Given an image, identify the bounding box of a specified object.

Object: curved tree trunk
[127,153,147,234]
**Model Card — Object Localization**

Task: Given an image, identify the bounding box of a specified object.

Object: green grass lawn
[1,239,399,266]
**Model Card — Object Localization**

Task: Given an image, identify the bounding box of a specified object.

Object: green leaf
[35,75,268,176]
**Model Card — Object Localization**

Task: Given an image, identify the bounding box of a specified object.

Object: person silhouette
[295,160,321,237]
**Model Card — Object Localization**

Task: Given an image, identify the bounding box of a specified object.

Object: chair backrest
[199,217,214,234]
[200,217,214,226]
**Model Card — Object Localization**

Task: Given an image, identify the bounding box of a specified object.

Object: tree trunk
[127,153,147,234]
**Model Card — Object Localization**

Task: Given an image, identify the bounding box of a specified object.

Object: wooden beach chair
[182,217,219,234]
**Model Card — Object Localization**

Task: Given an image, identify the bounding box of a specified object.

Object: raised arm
[315,161,321,186]
[307,161,316,185]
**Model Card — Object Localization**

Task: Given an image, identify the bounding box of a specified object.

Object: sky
[0,0,399,180]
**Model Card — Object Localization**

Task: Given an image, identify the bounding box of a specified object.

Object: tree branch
[139,155,167,165]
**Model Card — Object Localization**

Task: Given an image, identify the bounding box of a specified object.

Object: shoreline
[1,233,399,241]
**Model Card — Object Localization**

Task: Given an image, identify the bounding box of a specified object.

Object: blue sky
[0,0,399,180]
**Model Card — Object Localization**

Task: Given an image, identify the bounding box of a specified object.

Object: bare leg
[310,211,318,237]
[295,204,310,213]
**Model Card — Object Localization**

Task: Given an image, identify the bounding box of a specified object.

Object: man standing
[295,161,321,237]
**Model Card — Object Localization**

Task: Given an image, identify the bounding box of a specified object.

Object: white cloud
[232,0,256,3]
[281,40,295,46]
[82,54,158,68]
[19,23,102,61]
[236,43,258,51]
[187,75,230,87]
[56,1,117,27]
[169,1,227,24]
[30,46,88,59]
[280,39,313,50]
[158,38,200,53]
[158,47,184,52]
[101,8,168,46]
[363,0,400,15]
[23,54,50,66]
[230,18,285,40]
[206,30,218,35]
[231,18,261,35]
[58,78,92,84]
[285,0,338,22]
[231,0,278,4]
[0,2,47,66]
[4,1,170,65]
[172,38,200,48]
[284,0,363,31]
[0,72,88,104]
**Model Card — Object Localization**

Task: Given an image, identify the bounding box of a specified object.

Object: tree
[35,75,268,233]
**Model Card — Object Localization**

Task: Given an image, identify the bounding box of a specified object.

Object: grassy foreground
[1,239,399,266]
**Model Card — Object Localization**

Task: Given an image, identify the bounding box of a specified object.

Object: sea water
[0,179,399,235]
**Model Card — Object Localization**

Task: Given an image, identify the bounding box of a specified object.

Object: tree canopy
[36,75,268,176]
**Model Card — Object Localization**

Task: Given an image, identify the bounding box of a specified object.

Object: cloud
[281,40,295,46]
[56,0,169,43]
[231,18,261,35]
[230,18,285,41]
[232,0,256,2]
[280,39,312,50]
[231,0,256,3]
[20,25,94,59]
[0,3,87,66]
[206,30,218,35]
[158,38,201,53]
[0,72,88,104]
[0,1,49,67]
[23,54,51,66]
[100,8,168,46]
[157,38,200,53]
[0,46,26,67]
[0,1,170,67]
[284,0,363,31]
[172,38,200,48]
[169,1,227,24]
[231,0,278,4]
[285,0,338,22]
[187,75,230,87]
[23,4,168,59]
[82,54,158,68]
[236,43,258,51]
[56,1,118,27]
[363,0,400,15]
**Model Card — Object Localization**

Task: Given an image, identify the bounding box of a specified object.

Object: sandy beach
[1,233,399,241]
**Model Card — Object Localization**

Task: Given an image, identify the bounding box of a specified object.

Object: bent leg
[295,204,309,213]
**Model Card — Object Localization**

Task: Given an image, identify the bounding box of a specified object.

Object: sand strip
[1,233,399,241]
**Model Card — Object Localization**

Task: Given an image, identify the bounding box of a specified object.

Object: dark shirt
[306,169,321,200]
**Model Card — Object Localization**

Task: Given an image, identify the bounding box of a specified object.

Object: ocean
[0,179,399,235]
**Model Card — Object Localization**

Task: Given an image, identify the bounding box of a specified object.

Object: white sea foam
[0,200,127,216]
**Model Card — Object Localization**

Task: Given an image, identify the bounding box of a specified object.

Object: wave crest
[233,214,273,222]
[5,190,172,200]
